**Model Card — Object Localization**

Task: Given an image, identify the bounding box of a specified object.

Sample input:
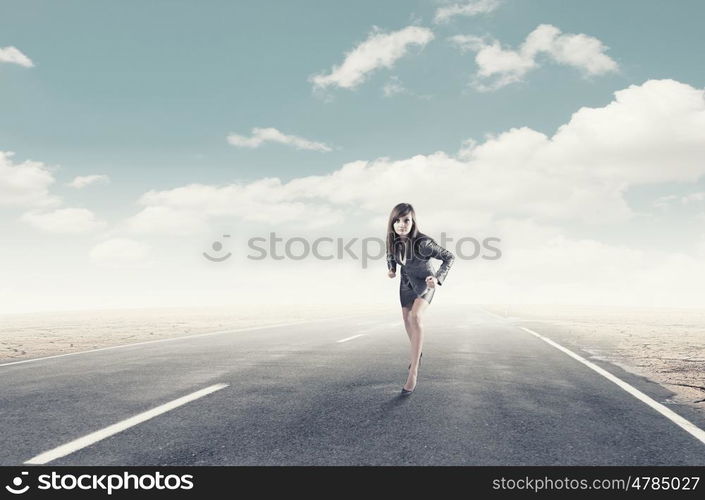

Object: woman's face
[393,213,413,237]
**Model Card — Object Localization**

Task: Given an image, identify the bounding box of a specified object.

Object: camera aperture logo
[5,471,29,494]
[203,234,232,262]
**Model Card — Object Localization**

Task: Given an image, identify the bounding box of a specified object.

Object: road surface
[1,306,704,465]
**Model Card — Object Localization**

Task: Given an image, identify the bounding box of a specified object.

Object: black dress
[387,235,455,308]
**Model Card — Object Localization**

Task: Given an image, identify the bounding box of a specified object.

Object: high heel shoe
[408,352,422,370]
[401,375,417,395]
[402,358,420,395]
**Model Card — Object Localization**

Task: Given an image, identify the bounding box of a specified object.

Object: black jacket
[387,236,455,288]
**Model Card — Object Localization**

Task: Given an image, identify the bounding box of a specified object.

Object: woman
[386,203,455,395]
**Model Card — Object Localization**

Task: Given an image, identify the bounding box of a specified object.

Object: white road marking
[353,322,403,334]
[518,326,705,446]
[0,314,366,368]
[25,383,229,465]
[481,310,506,321]
[337,334,367,343]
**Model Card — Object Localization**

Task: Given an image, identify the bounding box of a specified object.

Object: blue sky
[3,1,703,185]
[2,0,705,312]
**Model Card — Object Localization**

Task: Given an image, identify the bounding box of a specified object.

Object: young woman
[386,203,455,395]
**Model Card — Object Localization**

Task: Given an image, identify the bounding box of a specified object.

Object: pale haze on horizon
[1,0,705,314]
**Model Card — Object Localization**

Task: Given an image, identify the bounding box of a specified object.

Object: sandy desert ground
[0,304,387,361]
[1,303,703,418]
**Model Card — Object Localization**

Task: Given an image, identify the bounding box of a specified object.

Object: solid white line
[519,326,705,446]
[0,314,365,368]
[25,383,229,465]
[337,334,367,343]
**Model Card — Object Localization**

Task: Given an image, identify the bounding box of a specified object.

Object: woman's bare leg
[401,306,412,341]
[403,297,429,391]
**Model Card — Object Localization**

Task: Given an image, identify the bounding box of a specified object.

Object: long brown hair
[386,203,426,262]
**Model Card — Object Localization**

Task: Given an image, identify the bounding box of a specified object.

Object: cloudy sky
[2,0,705,313]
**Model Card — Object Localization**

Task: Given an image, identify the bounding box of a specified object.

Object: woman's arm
[419,238,455,285]
[386,252,397,274]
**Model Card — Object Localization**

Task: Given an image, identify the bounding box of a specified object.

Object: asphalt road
[1,306,704,465]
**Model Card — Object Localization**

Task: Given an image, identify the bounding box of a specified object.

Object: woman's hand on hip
[425,275,438,288]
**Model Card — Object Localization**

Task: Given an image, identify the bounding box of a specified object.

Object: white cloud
[89,238,150,267]
[383,76,408,97]
[5,80,705,310]
[654,191,705,209]
[124,181,346,234]
[1,152,109,233]
[382,76,432,100]
[0,46,34,67]
[123,80,705,236]
[226,127,332,152]
[696,234,705,258]
[469,232,705,307]
[124,205,209,236]
[20,208,106,234]
[67,174,110,189]
[451,24,618,90]
[653,194,679,209]
[681,192,705,204]
[310,26,434,90]
[0,151,59,208]
[434,0,501,24]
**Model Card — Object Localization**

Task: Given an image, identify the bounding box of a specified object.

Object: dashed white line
[0,314,366,368]
[481,310,506,321]
[337,334,367,343]
[518,326,705,446]
[25,383,229,465]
